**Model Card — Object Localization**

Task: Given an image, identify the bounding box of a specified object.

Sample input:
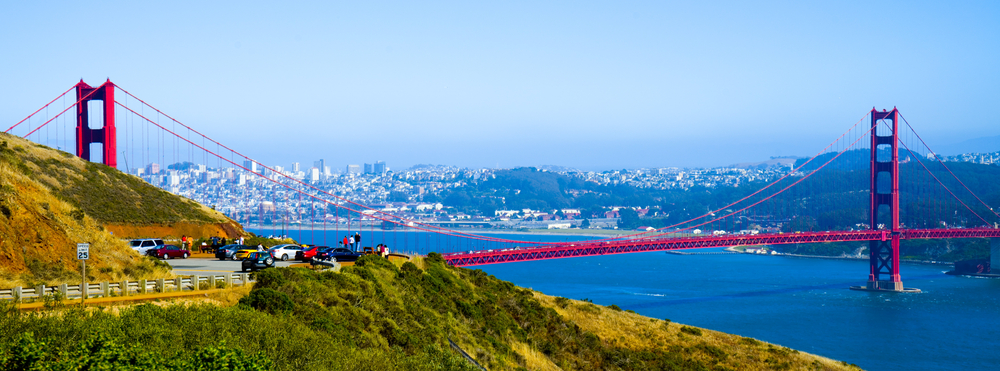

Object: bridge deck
[443,228,1000,267]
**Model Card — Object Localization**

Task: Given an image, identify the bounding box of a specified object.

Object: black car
[215,244,248,260]
[241,251,275,272]
[315,247,363,262]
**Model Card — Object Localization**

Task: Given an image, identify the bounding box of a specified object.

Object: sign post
[77,243,89,301]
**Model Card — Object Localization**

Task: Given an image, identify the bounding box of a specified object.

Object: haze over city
[2,1,999,170]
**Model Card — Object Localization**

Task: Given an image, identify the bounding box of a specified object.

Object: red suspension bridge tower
[857,107,918,292]
[75,79,117,168]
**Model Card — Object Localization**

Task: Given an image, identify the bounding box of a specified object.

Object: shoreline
[723,246,954,266]
[244,224,624,238]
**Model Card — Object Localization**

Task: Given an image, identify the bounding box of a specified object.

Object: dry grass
[510,341,561,371]
[0,134,176,287]
[151,284,254,308]
[36,285,258,316]
[535,292,860,371]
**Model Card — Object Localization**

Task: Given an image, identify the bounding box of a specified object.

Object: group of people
[375,243,390,258]
[180,235,245,253]
[341,232,362,250]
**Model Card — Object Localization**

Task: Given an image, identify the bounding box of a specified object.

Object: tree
[581,219,591,229]
[388,191,409,202]
[617,208,641,230]
[785,215,818,232]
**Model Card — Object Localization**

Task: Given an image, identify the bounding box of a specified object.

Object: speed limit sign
[77,243,90,260]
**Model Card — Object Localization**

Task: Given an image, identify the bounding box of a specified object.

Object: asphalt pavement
[164,256,302,275]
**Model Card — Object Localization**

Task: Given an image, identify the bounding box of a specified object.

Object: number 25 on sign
[77,243,90,260]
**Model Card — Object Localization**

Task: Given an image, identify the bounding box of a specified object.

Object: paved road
[164,256,302,275]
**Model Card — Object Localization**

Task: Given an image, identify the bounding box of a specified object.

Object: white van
[130,239,164,255]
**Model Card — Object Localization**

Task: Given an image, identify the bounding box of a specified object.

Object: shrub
[554,297,570,308]
[425,252,444,264]
[239,288,294,315]
[607,304,622,311]
[253,268,285,289]
[680,326,703,336]
[739,337,761,346]
[695,343,727,360]
[400,261,422,277]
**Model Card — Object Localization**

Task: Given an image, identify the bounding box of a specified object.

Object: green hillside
[0,255,860,370]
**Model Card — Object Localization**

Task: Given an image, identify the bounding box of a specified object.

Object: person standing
[354,232,361,249]
[239,236,245,245]
[349,235,355,251]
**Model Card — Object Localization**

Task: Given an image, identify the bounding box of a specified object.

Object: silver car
[268,244,302,261]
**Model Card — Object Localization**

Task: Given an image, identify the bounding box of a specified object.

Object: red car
[147,244,190,259]
[296,245,325,261]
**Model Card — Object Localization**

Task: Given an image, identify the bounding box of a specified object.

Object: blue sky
[2,1,998,170]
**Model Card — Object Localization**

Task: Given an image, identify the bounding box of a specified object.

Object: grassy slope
[0,133,234,286]
[3,133,226,226]
[0,256,861,370]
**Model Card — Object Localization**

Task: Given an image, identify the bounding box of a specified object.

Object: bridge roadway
[442,228,1000,267]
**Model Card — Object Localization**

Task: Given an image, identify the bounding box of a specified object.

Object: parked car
[215,244,248,260]
[315,247,363,263]
[241,251,275,272]
[235,247,263,260]
[130,239,164,255]
[147,244,190,259]
[295,245,324,261]
[268,244,302,261]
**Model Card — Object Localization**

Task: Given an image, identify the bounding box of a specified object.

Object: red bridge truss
[442,228,1000,267]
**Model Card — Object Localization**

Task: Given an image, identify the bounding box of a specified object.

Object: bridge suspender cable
[645,124,880,239]
[4,85,104,138]
[899,114,1000,222]
[113,87,532,245]
[570,111,875,245]
[4,85,75,133]
[114,101,534,244]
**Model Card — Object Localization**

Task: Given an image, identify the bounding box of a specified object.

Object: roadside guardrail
[0,273,254,303]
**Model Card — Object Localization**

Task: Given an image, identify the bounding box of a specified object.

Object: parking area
[164,256,302,275]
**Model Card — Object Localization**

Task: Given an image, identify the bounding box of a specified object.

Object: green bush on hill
[0,254,859,370]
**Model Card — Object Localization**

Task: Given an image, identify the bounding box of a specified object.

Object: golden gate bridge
[8,79,1000,293]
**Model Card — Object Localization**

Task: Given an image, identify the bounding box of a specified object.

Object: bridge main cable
[4,85,75,134]
[571,110,875,246]
[899,113,1000,222]
[113,100,538,244]
[113,86,540,244]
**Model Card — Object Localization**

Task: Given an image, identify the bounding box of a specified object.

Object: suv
[130,239,164,255]
[241,251,275,272]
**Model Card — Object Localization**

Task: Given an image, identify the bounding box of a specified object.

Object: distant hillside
[934,135,1000,155]
[0,132,241,286]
